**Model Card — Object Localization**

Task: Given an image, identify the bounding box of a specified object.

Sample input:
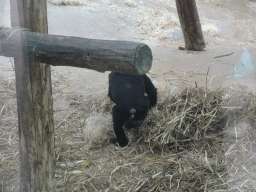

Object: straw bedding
[47,0,88,6]
[1,73,255,191]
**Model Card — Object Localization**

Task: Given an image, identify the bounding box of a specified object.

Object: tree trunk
[175,0,206,51]
[10,0,55,191]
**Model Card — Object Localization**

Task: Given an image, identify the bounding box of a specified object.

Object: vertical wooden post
[175,0,206,51]
[10,0,55,191]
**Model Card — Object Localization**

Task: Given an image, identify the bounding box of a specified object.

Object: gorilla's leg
[110,106,130,147]
[124,110,148,129]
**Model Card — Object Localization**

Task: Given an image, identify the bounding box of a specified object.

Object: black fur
[108,72,157,147]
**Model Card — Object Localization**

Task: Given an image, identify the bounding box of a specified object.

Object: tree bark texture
[175,0,206,51]
[0,28,152,75]
[10,0,55,191]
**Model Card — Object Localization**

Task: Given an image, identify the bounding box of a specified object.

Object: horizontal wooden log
[0,27,152,74]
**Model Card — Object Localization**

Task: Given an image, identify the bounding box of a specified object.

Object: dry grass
[141,87,225,148]
[221,88,256,190]
[1,73,256,191]
[48,0,88,6]
[202,24,219,38]
[124,0,137,7]
[0,77,19,192]
[137,8,180,41]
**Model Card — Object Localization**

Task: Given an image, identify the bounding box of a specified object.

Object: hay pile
[48,0,88,6]
[137,8,180,41]
[202,24,219,38]
[124,0,137,7]
[1,74,256,191]
[141,87,224,148]
[53,84,256,191]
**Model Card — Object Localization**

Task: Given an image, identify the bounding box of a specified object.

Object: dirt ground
[1,0,256,92]
[0,0,256,191]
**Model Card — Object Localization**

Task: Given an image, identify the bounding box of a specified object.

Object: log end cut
[134,43,153,75]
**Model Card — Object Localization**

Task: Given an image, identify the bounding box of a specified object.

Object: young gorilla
[108,72,157,147]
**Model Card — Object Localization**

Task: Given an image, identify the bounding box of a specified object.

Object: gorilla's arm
[143,75,157,108]
[108,86,114,102]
